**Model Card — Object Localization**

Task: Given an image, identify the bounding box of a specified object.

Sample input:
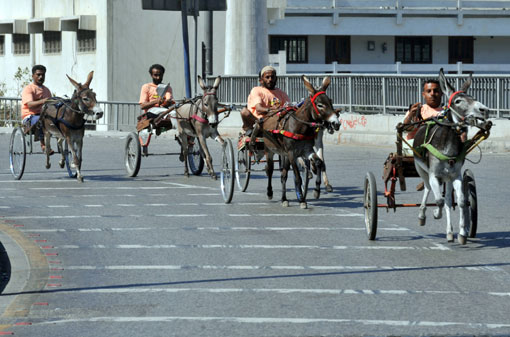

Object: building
[1,0,509,103]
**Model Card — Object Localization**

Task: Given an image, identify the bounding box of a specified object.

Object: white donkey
[413,69,489,244]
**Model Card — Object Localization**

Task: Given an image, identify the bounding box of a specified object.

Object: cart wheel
[9,127,26,180]
[295,157,309,200]
[125,132,141,177]
[64,139,78,178]
[463,169,477,238]
[364,171,378,240]
[187,137,204,175]
[220,138,235,204]
[236,147,251,192]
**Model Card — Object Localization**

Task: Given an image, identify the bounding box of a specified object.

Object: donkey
[261,75,340,208]
[175,75,223,179]
[40,71,103,182]
[414,69,488,244]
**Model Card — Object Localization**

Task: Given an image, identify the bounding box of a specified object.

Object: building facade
[1,0,509,104]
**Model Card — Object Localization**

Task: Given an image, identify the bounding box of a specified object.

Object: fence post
[348,76,353,113]
[114,104,119,131]
[497,77,501,118]
[382,77,386,115]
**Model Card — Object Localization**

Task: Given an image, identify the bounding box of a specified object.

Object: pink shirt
[21,83,52,120]
[247,86,290,119]
[139,83,173,111]
[404,104,443,139]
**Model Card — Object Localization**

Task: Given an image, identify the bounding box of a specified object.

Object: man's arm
[403,103,421,124]
[25,97,49,109]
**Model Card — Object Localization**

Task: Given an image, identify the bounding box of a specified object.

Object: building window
[43,31,62,54]
[270,35,307,63]
[325,36,350,64]
[0,35,4,56]
[77,30,96,52]
[449,37,473,64]
[13,34,30,55]
[395,37,432,63]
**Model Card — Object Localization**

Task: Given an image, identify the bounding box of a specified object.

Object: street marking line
[54,244,443,250]
[63,264,502,272]
[34,316,510,329]
[52,287,510,298]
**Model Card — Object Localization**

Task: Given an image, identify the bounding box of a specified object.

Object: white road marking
[155,214,208,217]
[6,215,102,219]
[117,204,136,207]
[63,264,503,272]
[188,193,219,196]
[229,213,363,217]
[52,286,510,297]
[35,316,510,329]
[54,243,447,251]
[47,205,70,208]
[144,203,169,207]
[84,205,104,208]
[0,206,11,209]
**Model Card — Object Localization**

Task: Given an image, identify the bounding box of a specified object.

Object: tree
[14,66,31,97]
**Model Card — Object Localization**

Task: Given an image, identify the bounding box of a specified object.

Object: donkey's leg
[197,133,216,180]
[181,135,190,177]
[75,137,84,182]
[429,176,444,220]
[265,152,274,200]
[280,156,290,207]
[44,131,52,169]
[290,154,307,209]
[309,152,323,200]
[57,138,65,168]
[443,181,455,242]
[315,143,332,192]
[415,161,431,226]
[452,177,468,244]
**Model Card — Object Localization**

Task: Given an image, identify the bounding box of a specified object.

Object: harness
[42,97,86,136]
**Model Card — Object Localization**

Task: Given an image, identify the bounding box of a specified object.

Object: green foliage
[0,81,6,97]
[14,66,31,96]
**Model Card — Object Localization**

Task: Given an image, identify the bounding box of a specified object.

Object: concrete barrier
[1,112,509,152]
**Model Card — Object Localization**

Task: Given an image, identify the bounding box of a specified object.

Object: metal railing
[209,74,510,118]
[2,73,509,131]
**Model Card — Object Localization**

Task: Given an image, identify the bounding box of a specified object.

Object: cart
[363,121,491,240]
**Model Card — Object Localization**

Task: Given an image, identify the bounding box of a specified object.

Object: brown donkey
[40,71,103,182]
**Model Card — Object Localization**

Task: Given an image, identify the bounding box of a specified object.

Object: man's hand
[409,103,421,120]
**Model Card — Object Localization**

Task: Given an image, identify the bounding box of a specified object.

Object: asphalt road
[0,132,509,337]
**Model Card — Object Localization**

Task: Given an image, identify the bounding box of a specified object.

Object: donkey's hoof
[300,202,307,209]
[433,209,442,219]
[314,189,320,199]
[418,217,426,226]
[267,192,273,200]
[325,184,333,193]
[59,160,65,169]
[77,176,84,183]
[45,164,51,170]
[211,174,217,180]
[447,233,454,242]
[282,200,289,207]
[458,234,467,245]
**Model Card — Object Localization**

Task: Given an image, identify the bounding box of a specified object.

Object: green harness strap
[415,119,468,162]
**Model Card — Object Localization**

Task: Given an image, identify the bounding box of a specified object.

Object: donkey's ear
[67,74,80,89]
[198,75,207,91]
[212,76,221,90]
[320,76,331,91]
[460,73,472,93]
[84,71,94,88]
[302,75,315,96]
[438,68,454,97]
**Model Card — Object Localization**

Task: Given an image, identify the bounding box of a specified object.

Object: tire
[9,127,26,180]
[294,157,310,201]
[235,147,251,192]
[125,132,141,177]
[64,140,78,178]
[364,171,378,240]
[220,138,235,204]
[463,169,477,238]
[187,137,204,175]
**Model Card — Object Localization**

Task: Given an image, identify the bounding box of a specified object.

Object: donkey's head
[302,75,340,131]
[67,71,104,120]
[198,75,221,126]
[438,68,488,126]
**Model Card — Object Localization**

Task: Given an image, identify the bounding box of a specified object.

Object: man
[21,64,52,152]
[139,64,173,113]
[403,79,444,140]
[240,66,290,143]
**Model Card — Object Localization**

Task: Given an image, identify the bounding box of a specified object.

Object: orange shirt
[404,104,443,140]
[21,83,52,120]
[247,86,290,119]
[139,83,173,111]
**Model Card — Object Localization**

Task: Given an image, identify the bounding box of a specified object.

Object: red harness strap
[448,91,464,109]
[270,129,316,140]
[310,91,326,116]
[191,114,208,124]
